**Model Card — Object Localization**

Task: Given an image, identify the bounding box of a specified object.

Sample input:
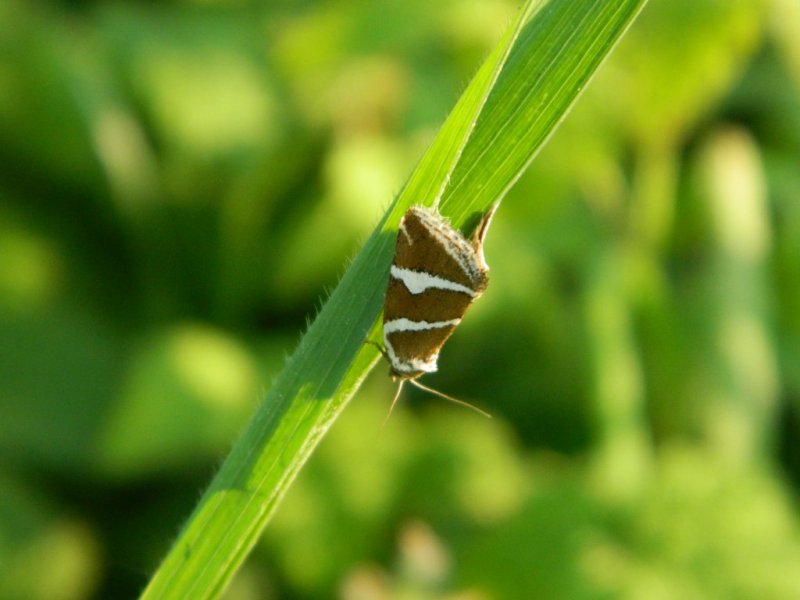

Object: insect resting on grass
[369,202,499,422]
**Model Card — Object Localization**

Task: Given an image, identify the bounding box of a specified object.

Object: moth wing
[395,206,486,290]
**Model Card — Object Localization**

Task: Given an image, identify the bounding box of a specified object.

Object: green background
[2,0,800,598]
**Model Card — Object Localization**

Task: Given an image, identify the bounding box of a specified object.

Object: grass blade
[140,0,646,597]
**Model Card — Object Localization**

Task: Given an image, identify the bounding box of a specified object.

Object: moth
[373,203,498,419]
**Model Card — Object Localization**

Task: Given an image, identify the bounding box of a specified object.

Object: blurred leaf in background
[2,0,800,598]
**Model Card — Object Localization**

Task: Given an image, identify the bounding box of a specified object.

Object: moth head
[389,367,424,382]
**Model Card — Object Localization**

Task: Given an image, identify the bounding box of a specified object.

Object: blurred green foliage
[1,0,800,598]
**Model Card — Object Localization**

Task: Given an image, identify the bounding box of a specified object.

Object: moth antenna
[365,340,410,429]
[408,378,491,418]
[381,379,405,429]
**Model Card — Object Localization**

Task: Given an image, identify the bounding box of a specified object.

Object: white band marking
[384,337,439,374]
[384,317,461,334]
[390,266,476,297]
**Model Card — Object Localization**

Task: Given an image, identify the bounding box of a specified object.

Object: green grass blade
[140,0,646,597]
[441,0,645,217]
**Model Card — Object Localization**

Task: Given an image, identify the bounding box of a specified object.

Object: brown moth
[376,203,498,419]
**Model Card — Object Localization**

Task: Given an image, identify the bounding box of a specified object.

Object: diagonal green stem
[140,1,646,597]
